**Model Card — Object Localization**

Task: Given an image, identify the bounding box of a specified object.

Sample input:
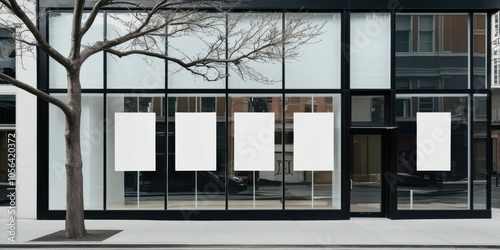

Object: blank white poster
[417,112,451,171]
[115,113,156,171]
[175,113,217,171]
[293,113,335,171]
[234,113,275,171]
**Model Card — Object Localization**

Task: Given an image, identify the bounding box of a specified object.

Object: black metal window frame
[36,0,498,220]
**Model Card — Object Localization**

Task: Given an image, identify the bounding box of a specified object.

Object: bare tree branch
[0,73,71,117]
[104,11,322,83]
[80,0,113,39]
[70,0,87,62]
[2,0,70,69]
[80,0,241,62]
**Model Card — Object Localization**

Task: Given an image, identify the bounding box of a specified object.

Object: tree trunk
[64,70,87,239]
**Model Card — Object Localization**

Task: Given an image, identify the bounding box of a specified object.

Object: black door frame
[349,127,396,218]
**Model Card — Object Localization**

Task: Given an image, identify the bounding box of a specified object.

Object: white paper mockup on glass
[416,112,451,171]
[175,112,217,171]
[234,112,275,171]
[293,113,334,171]
[114,113,156,171]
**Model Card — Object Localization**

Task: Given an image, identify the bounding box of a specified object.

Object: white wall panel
[114,113,156,171]
[175,112,217,171]
[293,113,334,171]
[417,112,451,171]
[234,112,275,171]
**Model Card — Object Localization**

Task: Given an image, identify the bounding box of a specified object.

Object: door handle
[350,179,353,190]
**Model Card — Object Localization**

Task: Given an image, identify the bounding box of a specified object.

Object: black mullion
[276,89,343,94]
[102,93,107,211]
[388,128,398,218]
[342,9,350,218]
[164,15,169,211]
[469,12,474,210]
[225,94,229,210]
[470,94,475,210]
[486,12,493,210]
[38,0,500,12]
[342,10,350,91]
[394,89,480,94]
[37,7,50,219]
[390,11,397,127]
[225,12,229,211]
[64,88,347,95]
[381,130,388,216]
[281,12,286,210]
[102,11,108,211]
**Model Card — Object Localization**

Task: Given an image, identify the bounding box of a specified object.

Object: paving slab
[0,210,499,248]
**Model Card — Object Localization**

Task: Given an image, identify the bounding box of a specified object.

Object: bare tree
[0,0,322,239]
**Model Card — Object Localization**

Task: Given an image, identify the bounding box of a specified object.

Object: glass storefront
[41,8,492,219]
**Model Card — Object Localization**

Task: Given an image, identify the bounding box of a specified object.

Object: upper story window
[0,29,15,84]
[418,15,434,52]
[396,15,412,52]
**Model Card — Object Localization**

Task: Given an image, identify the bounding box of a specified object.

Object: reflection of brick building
[492,12,500,175]
[396,15,486,89]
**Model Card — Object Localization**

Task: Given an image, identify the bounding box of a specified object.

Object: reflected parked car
[197,171,247,194]
[129,171,247,195]
[397,172,438,188]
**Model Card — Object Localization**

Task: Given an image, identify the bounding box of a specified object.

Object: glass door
[350,132,387,216]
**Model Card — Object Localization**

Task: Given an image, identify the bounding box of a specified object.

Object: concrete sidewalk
[1,209,500,249]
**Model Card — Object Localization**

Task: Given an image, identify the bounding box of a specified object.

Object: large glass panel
[284,94,341,209]
[350,13,391,89]
[49,13,104,89]
[351,96,385,126]
[0,28,15,84]
[228,95,282,209]
[166,95,226,210]
[396,14,469,89]
[351,134,382,213]
[106,13,165,89]
[167,14,225,89]
[396,94,469,210]
[49,94,104,210]
[228,14,282,89]
[106,94,165,209]
[473,94,487,209]
[474,14,487,89]
[285,13,341,89]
